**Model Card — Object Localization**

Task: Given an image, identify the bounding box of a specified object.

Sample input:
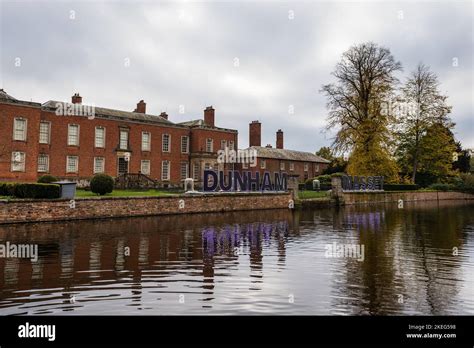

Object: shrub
[429,183,455,191]
[383,184,419,191]
[37,175,58,184]
[90,174,114,195]
[303,175,334,190]
[316,174,332,184]
[304,178,315,190]
[458,174,474,194]
[0,182,16,196]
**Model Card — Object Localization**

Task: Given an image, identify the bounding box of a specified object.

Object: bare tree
[396,63,453,183]
[322,42,402,152]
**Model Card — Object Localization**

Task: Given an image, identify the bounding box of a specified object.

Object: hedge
[37,175,59,184]
[0,182,16,196]
[0,182,60,199]
[429,183,455,191]
[383,184,419,191]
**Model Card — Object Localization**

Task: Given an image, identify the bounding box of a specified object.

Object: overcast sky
[1,0,472,151]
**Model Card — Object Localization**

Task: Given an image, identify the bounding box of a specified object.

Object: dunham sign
[203,170,288,192]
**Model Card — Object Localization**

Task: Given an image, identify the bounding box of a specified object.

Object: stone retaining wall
[0,192,292,224]
[342,191,474,205]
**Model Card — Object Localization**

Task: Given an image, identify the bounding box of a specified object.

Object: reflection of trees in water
[329,201,472,315]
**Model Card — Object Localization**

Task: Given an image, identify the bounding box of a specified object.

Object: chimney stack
[134,100,146,114]
[71,93,82,104]
[276,129,284,149]
[265,144,272,148]
[249,121,261,147]
[204,106,215,127]
[160,112,168,120]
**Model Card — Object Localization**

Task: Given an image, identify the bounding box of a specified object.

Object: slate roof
[178,119,237,132]
[0,89,17,102]
[247,146,330,163]
[0,89,41,107]
[42,100,175,126]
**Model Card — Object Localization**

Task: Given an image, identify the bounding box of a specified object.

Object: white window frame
[206,138,213,152]
[260,159,266,169]
[142,132,151,151]
[289,162,294,171]
[162,134,170,152]
[13,118,27,141]
[280,162,285,171]
[141,160,151,175]
[315,164,320,172]
[193,163,200,180]
[68,124,80,146]
[304,163,309,172]
[66,155,79,173]
[229,140,234,150]
[11,151,26,172]
[94,157,105,174]
[161,160,170,180]
[39,121,51,144]
[37,154,49,172]
[181,136,189,154]
[180,162,188,180]
[119,129,129,150]
[221,140,226,150]
[95,127,106,148]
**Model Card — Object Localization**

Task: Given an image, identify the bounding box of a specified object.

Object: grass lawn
[298,190,330,199]
[75,189,180,198]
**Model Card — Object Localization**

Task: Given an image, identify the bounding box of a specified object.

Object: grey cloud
[1,1,472,151]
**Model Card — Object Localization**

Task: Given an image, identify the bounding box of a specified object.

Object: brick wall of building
[189,127,238,154]
[0,103,42,182]
[40,109,191,182]
[244,157,329,182]
[0,96,238,185]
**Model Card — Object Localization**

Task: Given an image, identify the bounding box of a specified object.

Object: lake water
[0,200,473,315]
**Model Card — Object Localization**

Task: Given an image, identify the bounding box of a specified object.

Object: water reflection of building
[201,221,289,285]
[0,210,293,312]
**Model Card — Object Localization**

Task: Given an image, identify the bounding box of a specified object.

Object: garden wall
[0,192,292,225]
[342,191,474,205]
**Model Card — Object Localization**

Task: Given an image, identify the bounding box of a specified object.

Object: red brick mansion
[0,89,329,187]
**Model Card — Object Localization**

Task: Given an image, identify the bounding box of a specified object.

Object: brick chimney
[276,129,284,149]
[134,100,146,114]
[204,106,215,127]
[160,112,168,120]
[71,93,82,104]
[249,121,261,147]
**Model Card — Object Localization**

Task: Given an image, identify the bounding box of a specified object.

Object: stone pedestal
[331,176,344,205]
[287,175,299,200]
